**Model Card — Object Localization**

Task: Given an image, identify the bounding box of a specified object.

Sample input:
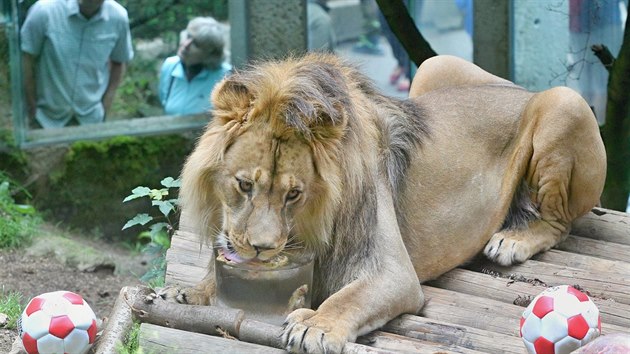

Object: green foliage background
[39,135,194,240]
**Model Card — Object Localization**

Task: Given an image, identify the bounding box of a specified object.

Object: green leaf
[122,213,153,230]
[149,188,169,201]
[13,204,36,215]
[122,186,152,202]
[161,177,181,188]
[152,200,175,217]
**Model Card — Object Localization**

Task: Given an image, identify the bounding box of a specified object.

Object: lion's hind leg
[484,87,606,266]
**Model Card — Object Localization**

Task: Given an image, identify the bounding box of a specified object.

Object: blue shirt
[159,56,231,116]
[21,0,134,128]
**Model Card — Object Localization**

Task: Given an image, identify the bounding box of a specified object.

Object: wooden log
[556,235,630,263]
[572,208,630,245]
[131,286,397,353]
[467,259,630,305]
[428,268,630,328]
[139,323,287,354]
[382,314,524,353]
[94,286,143,354]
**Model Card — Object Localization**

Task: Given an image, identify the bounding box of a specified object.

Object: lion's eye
[286,189,301,201]
[237,178,253,193]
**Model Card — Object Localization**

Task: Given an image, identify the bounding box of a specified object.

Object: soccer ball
[520,285,601,354]
[18,291,98,354]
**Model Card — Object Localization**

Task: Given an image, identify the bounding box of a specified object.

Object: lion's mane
[179,53,428,299]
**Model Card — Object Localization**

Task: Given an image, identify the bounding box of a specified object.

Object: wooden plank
[572,207,630,245]
[468,259,630,305]
[557,235,630,262]
[420,286,522,336]
[382,314,524,353]
[428,268,630,328]
[358,331,485,354]
[165,262,205,288]
[420,286,629,336]
[139,323,287,354]
[532,249,630,277]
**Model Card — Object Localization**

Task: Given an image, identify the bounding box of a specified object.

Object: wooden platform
[139,207,630,353]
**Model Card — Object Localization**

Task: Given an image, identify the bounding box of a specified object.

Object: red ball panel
[534,336,555,354]
[567,314,589,339]
[25,297,45,316]
[62,292,84,305]
[22,332,39,354]
[532,296,554,319]
[88,319,97,343]
[49,315,75,339]
[567,286,589,302]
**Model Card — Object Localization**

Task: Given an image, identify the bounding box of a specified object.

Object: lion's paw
[282,308,349,354]
[483,232,533,266]
[152,285,208,305]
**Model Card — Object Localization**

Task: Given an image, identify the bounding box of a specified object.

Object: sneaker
[397,78,410,92]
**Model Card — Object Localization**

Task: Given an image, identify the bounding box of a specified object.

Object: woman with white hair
[159,17,231,115]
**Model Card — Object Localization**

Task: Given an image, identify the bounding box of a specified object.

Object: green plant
[0,289,24,330]
[123,177,181,288]
[0,172,40,249]
[116,321,142,354]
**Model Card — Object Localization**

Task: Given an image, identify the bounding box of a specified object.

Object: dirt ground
[0,229,148,353]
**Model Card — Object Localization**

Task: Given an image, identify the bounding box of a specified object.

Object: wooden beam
[572,207,630,245]
[428,268,630,328]
[557,235,630,262]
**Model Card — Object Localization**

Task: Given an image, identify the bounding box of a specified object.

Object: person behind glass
[21,0,134,129]
[159,17,232,115]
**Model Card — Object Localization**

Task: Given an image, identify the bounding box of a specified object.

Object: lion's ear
[211,76,251,125]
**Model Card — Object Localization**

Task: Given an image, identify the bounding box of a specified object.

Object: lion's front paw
[152,285,209,305]
[483,232,533,266]
[282,308,350,354]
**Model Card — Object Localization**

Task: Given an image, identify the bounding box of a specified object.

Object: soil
[0,227,149,353]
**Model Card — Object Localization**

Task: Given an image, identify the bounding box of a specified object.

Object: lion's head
[179,54,378,262]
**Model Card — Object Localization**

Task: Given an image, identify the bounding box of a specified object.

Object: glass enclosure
[1,0,627,148]
[513,0,627,123]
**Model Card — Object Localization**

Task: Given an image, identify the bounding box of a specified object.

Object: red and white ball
[520,285,601,354]
[18,291,98,354]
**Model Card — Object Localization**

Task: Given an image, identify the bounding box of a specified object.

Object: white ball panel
[522,338,536,354]
[521,315,542,342]
[580,328,600,346]
[37,333,64,354]
[22,311,52,339]
[66,305,96,330]
[41,294,72,317]
[540,312,568,342]
[555,335,581,354]
[63,329,91,354]
[552,292,581,318]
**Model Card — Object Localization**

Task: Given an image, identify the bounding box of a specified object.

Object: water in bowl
[215,251,314,325]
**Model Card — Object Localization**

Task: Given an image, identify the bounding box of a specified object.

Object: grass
[0,173,40,249]
[0,289,23,330]
[116,321,142,354]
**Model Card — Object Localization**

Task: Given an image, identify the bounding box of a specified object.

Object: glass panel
[4,0,231,147]
[307,0,473,99]
[513,0,627,123]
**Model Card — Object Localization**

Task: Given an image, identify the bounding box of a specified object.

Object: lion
[164,53,606,353]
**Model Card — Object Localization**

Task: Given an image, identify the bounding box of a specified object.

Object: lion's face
[214,124,316,262]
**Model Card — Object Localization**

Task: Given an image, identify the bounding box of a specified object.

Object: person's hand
[102,92,115,119]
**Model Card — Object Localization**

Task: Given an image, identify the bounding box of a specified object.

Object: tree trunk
[600,20,630,211]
